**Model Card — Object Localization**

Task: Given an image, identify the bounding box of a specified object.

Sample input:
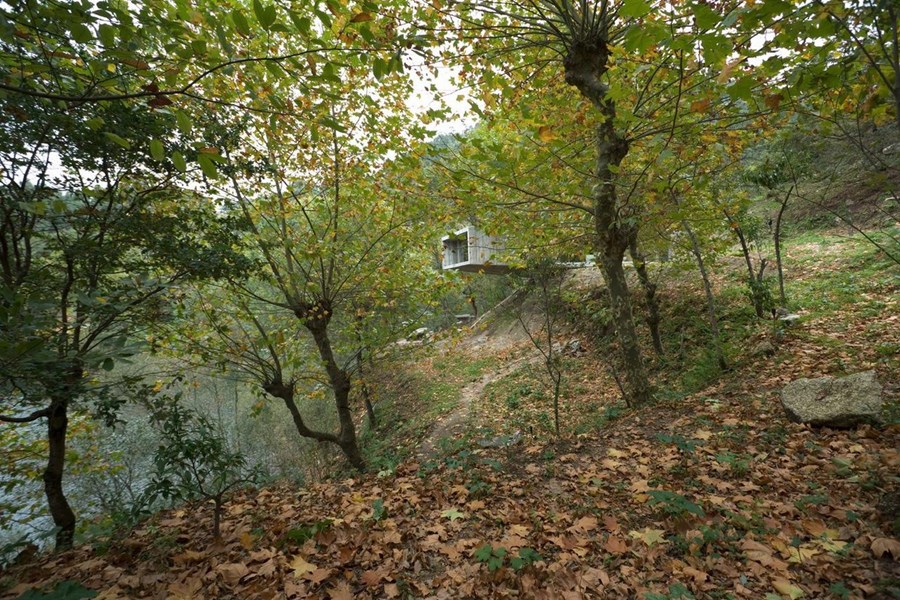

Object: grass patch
[361,351,501,468]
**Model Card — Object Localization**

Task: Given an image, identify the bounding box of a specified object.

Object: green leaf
[98,24,117,47]
[623,22,666,52]
[289,12,311,34]
[693,4,719,29]
[265,61,284,78]
[149,139,165,161]
[70,23,93,44]
[232,9,251,36]
[372,57,385,80]
[102,357,115,371]
[16,580,97,599]
[85,117,105,131]
[473,544,493,562]
[172,151,187,173]
[727,75,757,101]
[103,132,131,149]
[197,154,218,178]
[619,0,652,19]
[371,498,386,521]
[701,33,732,65]
[175,110,192,135]
[253,0,277,30]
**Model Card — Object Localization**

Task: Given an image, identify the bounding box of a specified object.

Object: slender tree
[0,101,246,549]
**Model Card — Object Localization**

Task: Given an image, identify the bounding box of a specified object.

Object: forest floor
[1,229,899,600]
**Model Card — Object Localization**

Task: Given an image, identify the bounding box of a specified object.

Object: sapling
[146,392,260,538]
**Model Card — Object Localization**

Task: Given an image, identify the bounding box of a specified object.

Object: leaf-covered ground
[3,390,897,599]
[2,232,898,599]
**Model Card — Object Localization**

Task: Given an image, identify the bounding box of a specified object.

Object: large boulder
[781,371,883,428]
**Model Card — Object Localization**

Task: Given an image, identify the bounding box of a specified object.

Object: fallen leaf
[361,570,383,586]
[216,562,249,586]
[441,508,466,521]
[239,531,255,550]
[772,578,805,599]
[602,515,620,532]
[628,528,666,547]
[569,515,599,533]
[603,535,628,554]
[683,566,708,583]
[290,555,317,578]
[327,580,354,600]
[871,537,900,559]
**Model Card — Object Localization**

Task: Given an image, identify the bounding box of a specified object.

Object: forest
[0,0,898,598]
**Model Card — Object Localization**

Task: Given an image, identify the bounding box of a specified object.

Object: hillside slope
[2,230,898,600]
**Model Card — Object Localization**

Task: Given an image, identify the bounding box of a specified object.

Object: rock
[751,340,776,357]
[563,338,585,357]
[774,306,791,318]
[781,371,883,428]
[883,142,900,155]
[409,327,431,340]
[779,313,802,326]
[477,431,523,448]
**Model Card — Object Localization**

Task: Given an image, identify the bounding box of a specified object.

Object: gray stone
[751,340,776,357]
[779,313,802,326]
[781,371,883,428]
[477,431,523,448]
[563,338,585,356]
[410,327,431,340]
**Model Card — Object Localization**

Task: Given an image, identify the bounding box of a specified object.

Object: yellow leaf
[350,12,373,22]
[290,555,317,578]
[537,125,557,142]
[628,528,666,547]
[772,578,804,599]
[817,539,847,553]
[239,531,255,550]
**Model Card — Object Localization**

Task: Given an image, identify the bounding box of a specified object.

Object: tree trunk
[212,497,222,539]
[44,398,76,551]
[774,186,792,307]
[600,255,651,405]
[562,43,651,406]
[363,392,376,429]
[306,316,365,472]
[552,372,561,437]
[681,219,727,371]
[726,212,766,318]
[629,236,664,358]
[356,348,376,428]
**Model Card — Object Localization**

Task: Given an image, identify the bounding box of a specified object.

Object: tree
[0,99,246,549]
[146,391,259,539]
[744,150,795,307]
[441,0,768,404]
[518,261,565,433]
[165,78,447,471]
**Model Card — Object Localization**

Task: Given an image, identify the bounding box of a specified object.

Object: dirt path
[416,353,539,460]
